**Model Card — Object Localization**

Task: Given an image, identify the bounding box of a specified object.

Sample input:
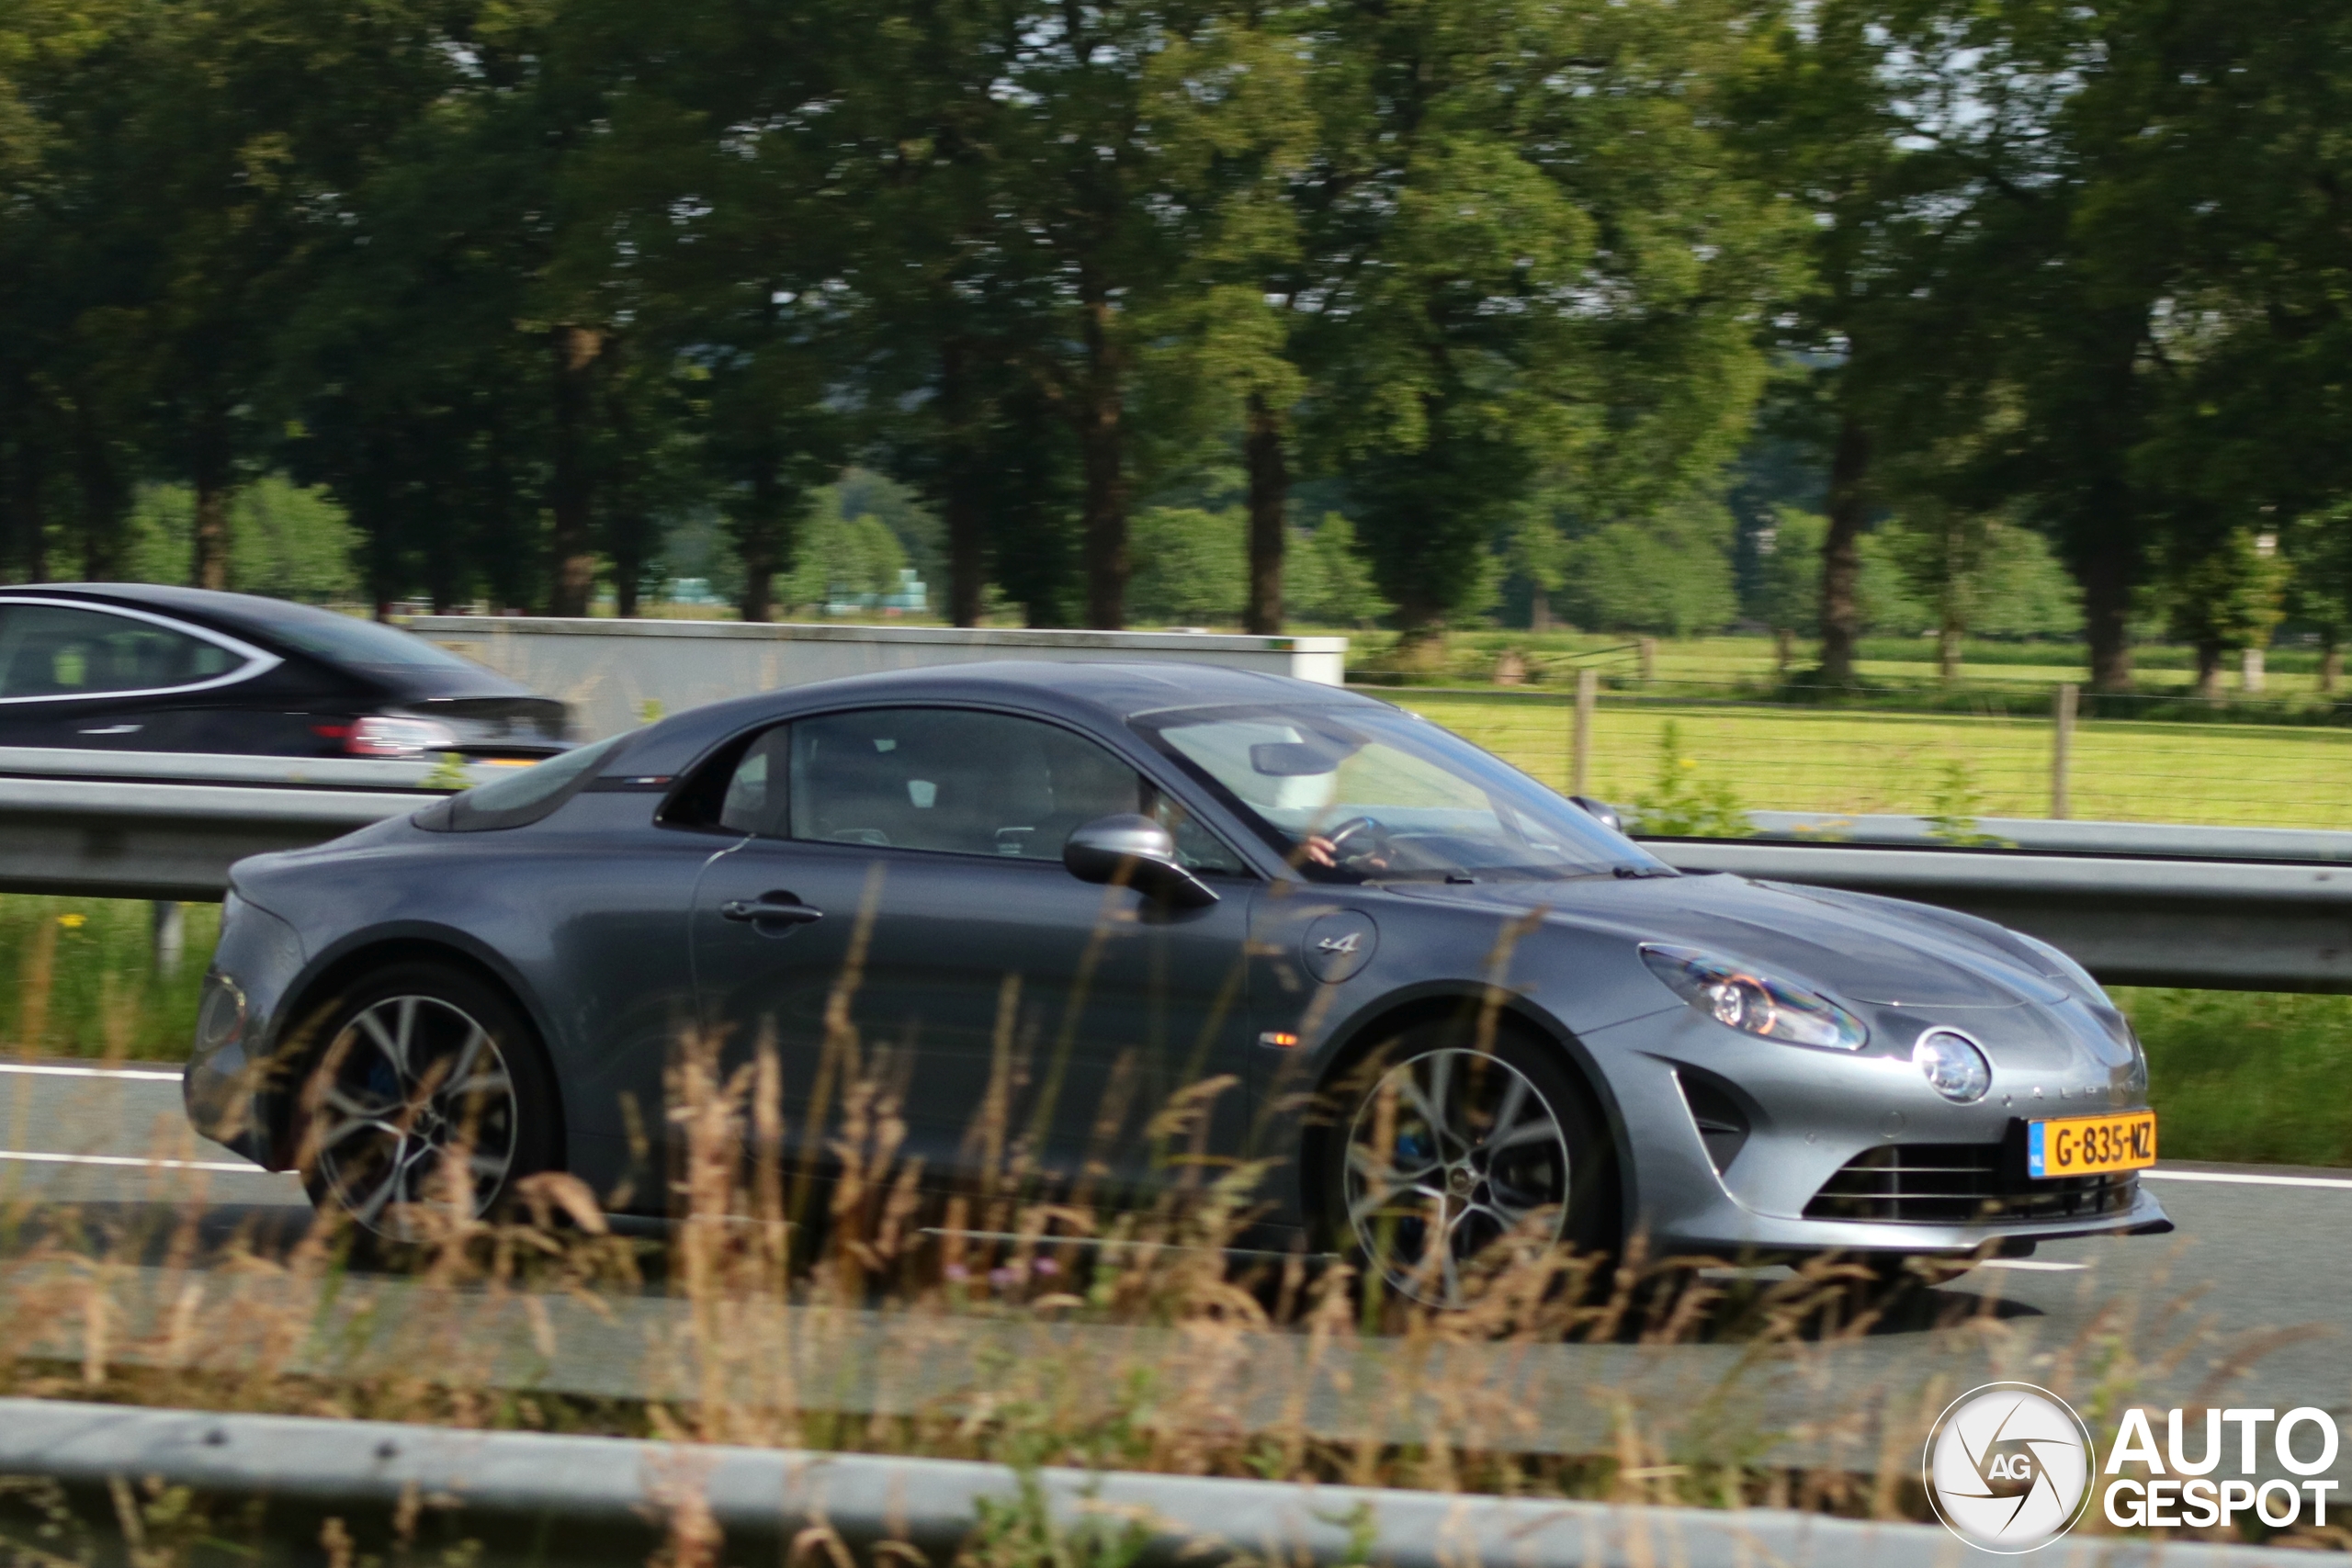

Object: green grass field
[2,895,219,1062]
[1346,627,2346,697]
[1393,690,2352,828]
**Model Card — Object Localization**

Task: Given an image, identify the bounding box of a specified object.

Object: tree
[1731,1,2026,685]
[1311,0,1794,654]
[1555,497,1739,638]
[1883,502,2078,673]
[1285,513,1388,627]
[2164,527,2288,697]
[1127,506,1247,625]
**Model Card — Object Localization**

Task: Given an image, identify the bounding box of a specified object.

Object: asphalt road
[4,1061,2347,1482]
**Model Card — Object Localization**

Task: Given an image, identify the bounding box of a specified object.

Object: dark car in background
[0,584,568,759]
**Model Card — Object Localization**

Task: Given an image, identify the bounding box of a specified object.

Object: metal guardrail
[0,1398,2290,1568]
[0,748,495,902]
[7,747,2352,990]
[1647,838,2352,991]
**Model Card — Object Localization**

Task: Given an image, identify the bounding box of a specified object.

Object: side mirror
[1063,814,1219,908]
[1570,795,1623,835]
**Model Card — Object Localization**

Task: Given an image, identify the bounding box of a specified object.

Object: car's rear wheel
[1324,1021,1617,1308]
[294,963,560,1242]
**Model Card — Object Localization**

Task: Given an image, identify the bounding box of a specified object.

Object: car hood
[1380,872,2075,1010]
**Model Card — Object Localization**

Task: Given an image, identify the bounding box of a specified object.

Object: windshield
[1135,703,1670,884]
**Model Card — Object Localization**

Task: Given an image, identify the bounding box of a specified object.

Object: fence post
[1572,669,1597,796]
[2052,682,2077,820]
[152,900,185,976]
[1637,637,1657,683]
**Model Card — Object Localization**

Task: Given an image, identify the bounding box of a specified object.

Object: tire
[1320,1020,1618,1309]
[291,962,560,1243]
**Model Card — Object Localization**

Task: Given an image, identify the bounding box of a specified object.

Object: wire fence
[1374,682,2352,832]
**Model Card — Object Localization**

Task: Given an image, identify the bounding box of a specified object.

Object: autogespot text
[2102,1406,2340,1529]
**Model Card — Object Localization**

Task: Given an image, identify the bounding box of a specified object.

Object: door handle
[720,897,824,928]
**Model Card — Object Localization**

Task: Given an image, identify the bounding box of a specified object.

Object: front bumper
[1583,1000,2167,1258]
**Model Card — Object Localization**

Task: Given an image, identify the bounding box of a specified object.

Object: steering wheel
[1319,815,1392,869]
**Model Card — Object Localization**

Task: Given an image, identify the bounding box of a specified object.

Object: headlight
[1914,1027,1992,1102]
[195,972,247,1054]
[1640,944,1868,1051]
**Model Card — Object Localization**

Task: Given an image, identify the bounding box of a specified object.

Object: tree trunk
[2078,547,2135,692]
[613,523,646,618]
[73,402,127,580]
[1529,586,1551,633]
[1243,392,1286,635]
[5,438,44,582]
[2194,641,2222,699]
[940,340,985,627]
[2322,632,2342,695]
[1939,618,1962,682]
[190,423,232,591]
[1077,296,1127,630]
[739,458,782,623]
[1817,412,1869,685]
[547,323,604,616]
[599,339,650,622]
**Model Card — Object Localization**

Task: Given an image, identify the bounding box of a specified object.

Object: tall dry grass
[0,888,2335,1561]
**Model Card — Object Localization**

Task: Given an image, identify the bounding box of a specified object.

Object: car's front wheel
[293,963,560,1241]
[1325,1022,1617,1308]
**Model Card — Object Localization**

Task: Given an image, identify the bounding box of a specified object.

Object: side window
[718,726,791,838]
[0,604,241,699]
[785,707,1246,873]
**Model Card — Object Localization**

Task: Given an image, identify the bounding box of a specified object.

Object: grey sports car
[185,662,2166,1300]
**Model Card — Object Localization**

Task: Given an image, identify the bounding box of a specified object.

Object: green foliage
[0,896,218,1060]
[1747,509,1921,638]
[1127,507,1246,626]
[786,499,910,613]
[124,478,358,602]
[1,0,2348,664]
[2123,987,2352,1168]
[1286,514,1391,629]
[1555,496,1739,637]
[1922,761,2009,848]
[421,752,471,792]
[2164,528,2290,661]
[1879,506,2080,645]
[1630,722,1749,838]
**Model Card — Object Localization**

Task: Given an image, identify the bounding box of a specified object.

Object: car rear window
[233,602,485,672]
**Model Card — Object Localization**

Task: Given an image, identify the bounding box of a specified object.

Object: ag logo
[1924,1382,2094,1553]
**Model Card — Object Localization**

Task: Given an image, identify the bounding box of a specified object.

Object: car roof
[610,660,1387,776]
[0,581,344,634]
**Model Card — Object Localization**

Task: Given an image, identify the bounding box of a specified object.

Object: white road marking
[0,1150,266,1175]
[1982,1258,2086,1272]
[2143,1168,2352,1191]
[0,1063,180,1082]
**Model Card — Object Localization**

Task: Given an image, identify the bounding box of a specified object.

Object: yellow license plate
[2028,1111,2156,1179]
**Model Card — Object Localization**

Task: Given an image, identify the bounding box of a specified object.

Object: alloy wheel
[309,994,518,1238]
[1343,1047,1572,1306]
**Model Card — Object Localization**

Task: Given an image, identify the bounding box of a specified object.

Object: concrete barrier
[406,616,1350,739]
